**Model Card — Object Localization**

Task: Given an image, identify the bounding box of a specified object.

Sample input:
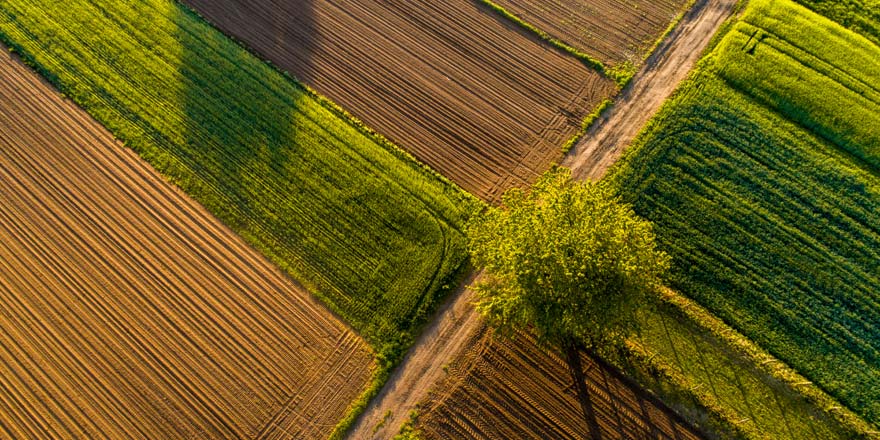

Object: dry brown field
[0,51,372,439]
[416,326,703,440]
[180,0,616,201]
[490,0,692,67]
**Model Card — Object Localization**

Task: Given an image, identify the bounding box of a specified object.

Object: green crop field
[793,0,880,45]
[0,0,477,377]
[633,296,855,439]
[610,0,880,426]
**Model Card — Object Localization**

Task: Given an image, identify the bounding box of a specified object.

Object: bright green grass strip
[637,286,879,439]
[792,0,880,46]
[473,0,621,84]
[608,26,880,427]
[0,0,477,382]
[713,0,880,172]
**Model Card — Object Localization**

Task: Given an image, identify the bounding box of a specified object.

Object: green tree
[467,167,669,437]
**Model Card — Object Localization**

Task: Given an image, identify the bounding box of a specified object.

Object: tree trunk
[564,339,603,439]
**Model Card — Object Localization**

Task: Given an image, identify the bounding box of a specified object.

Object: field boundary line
[650,287,877,437]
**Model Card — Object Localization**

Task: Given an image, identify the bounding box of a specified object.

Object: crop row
[714,0,880,171]
[609,0,880,425]
[792,0,880,45]
[0,0,476,398]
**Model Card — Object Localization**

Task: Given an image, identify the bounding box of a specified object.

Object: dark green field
[0,0,477,377]
[610,0,880,425]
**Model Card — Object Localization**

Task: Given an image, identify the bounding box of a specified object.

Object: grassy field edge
[172,6,484,436]
[473,0,618,84]
[656,288,877,437]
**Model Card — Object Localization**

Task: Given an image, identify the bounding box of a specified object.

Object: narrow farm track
[563,0,740,179]
[347,274,482,439]
[348,0,738,438]
[180,0,616,201]
[0,51,372,439]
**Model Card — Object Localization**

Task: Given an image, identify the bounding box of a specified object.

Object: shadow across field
[180,0,616,200]
[418,325,704,440]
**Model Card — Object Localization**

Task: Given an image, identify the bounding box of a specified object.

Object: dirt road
[563,0,740,180]
[346,0,738,438]
[347,273,482,439]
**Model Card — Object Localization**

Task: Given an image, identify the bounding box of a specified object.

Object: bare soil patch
[180,0,616,201]
[417,326,704,440]
[0,51,372,439]
[490,0,692,66]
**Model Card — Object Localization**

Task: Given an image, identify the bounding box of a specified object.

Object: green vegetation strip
[609,0,880,428]
[793,0,880,46]
[473,0,631,86]
[628,288,875,439]
[562,98,614,154]
[0,0,477,435]
[717,1,880,171]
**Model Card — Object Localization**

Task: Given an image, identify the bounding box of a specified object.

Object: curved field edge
[0,0,480,437]
[603,79,874,435]
[608,66,877,440]
[603,0,880,435]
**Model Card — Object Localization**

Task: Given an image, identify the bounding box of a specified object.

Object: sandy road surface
[348,0,738,438]
[0,50,371,439]
[563,0,740,180]
[347,273,482,439]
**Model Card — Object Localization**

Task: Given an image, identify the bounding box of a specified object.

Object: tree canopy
[468,167,670,350]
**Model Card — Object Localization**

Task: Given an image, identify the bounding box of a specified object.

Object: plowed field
[417,326,702,440]
[0,51,372,439]
[180,0,616,200]
[489,0,691,66]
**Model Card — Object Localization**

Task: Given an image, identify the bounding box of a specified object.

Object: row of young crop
[793,0,880,46]
[608,0,880,430]
[0,0,479,436]
[714,1,880,171]
[614,72,880,429]
[627,287,875,439]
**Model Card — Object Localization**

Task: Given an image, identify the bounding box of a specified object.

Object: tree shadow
[170,0,467,363]
[179,0,321,84]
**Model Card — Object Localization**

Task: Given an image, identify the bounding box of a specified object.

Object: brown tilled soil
[0,50,372,439]
[491,0,692,66]
[417,327,704,440]
[180,0,616,201]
